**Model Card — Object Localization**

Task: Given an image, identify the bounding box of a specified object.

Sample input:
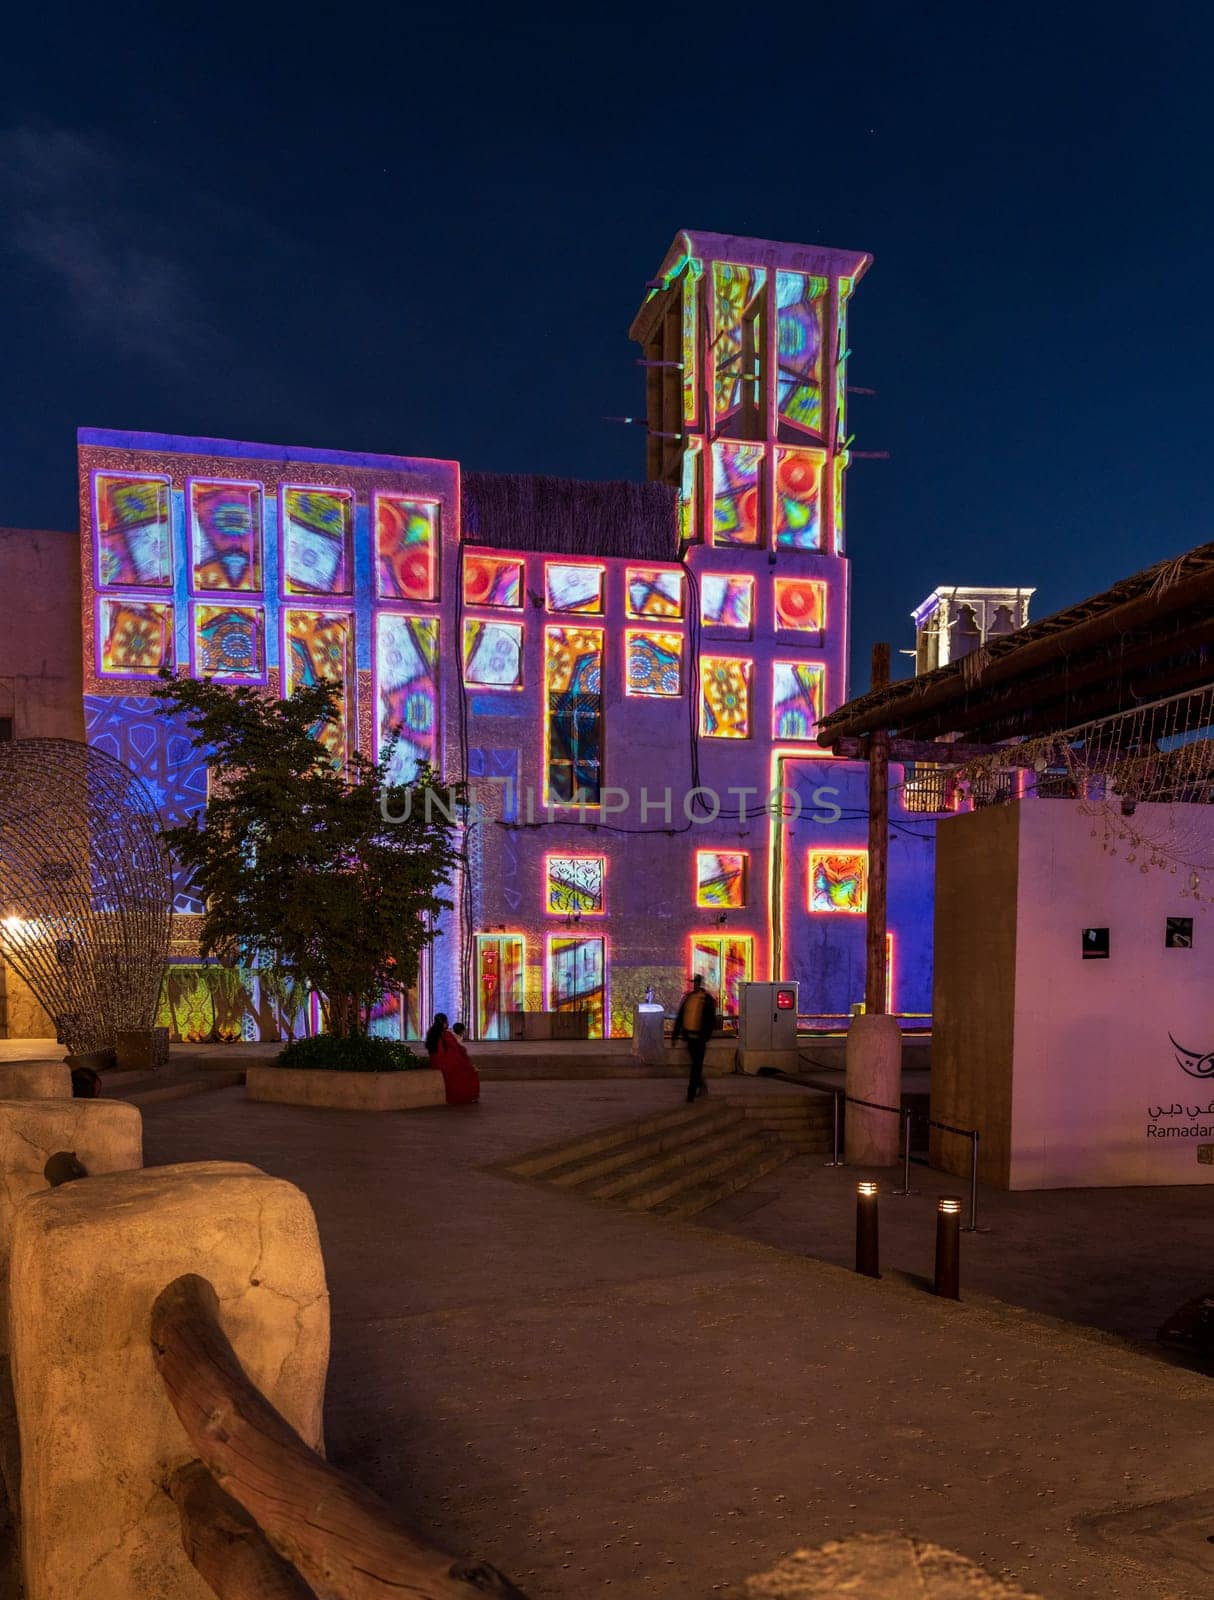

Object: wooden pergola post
[865,643,891,1014]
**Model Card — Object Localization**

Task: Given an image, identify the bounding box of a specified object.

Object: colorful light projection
[712,261,765,426]
[375,613,438,784]
[462,619,523,688]
[689,933,752,1017]
[193,604,265,681]
[375,494,438,602]
[700,657,752,739]
[546,932,605,1038]
[626,567,684,619]
[368,985,422,1042]
[712,442,762,547]
[545,563,604,614]
[700,574,753,629]
[679,436,703,545]
[94,474,172,588]
[463,553,523,609]
[808,849,868,914]
[682,265,701,426]
[545,626,603,805]
[99,598,175,676]
[835,280,853,447]
[695,850,748,909]
[833,454,847,554]
[546,855,605,915]
[772,662,825,740]
[476,932,525,1040]
[283,609,353,767]
[774,448,823,551]
[626,630,682,697]
[281,487,353,596]
[775,271,827,436]
[189,480,262,592]
[773,577,826,632]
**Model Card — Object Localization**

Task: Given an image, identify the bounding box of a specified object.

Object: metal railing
[823,1088,983,1232]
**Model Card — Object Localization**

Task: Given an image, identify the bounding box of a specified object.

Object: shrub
[275,1035,425,1073]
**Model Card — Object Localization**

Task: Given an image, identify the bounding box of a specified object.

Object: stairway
[103,1067,246,1106]
[501,1090,833,1219]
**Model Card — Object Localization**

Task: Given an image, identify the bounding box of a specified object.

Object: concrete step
[546,1105,749,1190]
[580,1118,760,1202]
[503,1100,732,1179]
[654,1143,798,1219]
[112,1070,245,1106]
[627,1134,785,1212]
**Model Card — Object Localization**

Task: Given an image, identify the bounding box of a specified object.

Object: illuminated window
[546,856,605,915]
[375,613,438,783]
[679,436,703,545]
[689,933,753,1017]
[626,568,684,619]
[546,563,604,614]
[712,441,762,547]
[463,620,523,688]
[98,598,174,676]
[626,630,682,697]
[192,603,265,681]
[284,609,354,768]
[189,480,262,592]
[774,577,826,632]
[808,850,868,914]
[375,494,438,601]
[696,851,748,909]
[773,662,824,739]
[476,933,525,1041]
[775,271,827,438]
[774,448,824,551]
[545,626,602,805]
[281,486,353,596]
[701,574,753,629]
[463,553,523,609]
[700,657,752,738]
[546,933,605,1038]
[94,473,172,588]
[713,262,766,436]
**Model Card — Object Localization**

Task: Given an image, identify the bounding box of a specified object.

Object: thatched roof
[462,472,678,562]
[819,540,1214,747]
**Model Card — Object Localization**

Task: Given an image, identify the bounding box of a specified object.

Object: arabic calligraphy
[1168,1034,1214,1079]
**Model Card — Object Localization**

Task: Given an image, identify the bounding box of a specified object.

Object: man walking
[672,973,716,1104]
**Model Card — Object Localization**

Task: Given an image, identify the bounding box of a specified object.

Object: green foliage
[275,1034,424,1072]
[151,671,460,1039]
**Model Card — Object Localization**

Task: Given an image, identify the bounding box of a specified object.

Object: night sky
[3,3,1212,690]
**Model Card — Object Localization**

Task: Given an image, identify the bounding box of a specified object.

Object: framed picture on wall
[1166,917,1194,949]
[1082,927,1109,960]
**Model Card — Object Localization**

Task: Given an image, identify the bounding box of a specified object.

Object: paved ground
[137,1079,1214,1600]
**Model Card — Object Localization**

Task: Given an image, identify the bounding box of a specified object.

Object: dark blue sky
[3,3,1212,689]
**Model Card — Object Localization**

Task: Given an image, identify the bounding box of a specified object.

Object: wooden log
[865,644,891,1015]
[170,1462,316,1599]
[152,1275,528,1600]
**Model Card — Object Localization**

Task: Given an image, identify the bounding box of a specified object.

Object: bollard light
[934,1195,962,1300]
[855,1181,880,1278]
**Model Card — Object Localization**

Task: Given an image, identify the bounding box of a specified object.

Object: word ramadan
[381,783,846,827]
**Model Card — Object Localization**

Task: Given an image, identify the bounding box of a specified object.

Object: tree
[152,672,459,1038]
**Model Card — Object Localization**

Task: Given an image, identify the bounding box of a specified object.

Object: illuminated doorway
[688,934,753,1019]
[475,934,525,1040]
[546,934,606,1038]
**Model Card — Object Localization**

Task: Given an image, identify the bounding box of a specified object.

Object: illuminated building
[73,230,947,1041]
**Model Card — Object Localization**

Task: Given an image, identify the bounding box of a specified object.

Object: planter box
[246,1066,446,1111]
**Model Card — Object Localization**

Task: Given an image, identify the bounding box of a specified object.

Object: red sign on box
[776,989,795,1010]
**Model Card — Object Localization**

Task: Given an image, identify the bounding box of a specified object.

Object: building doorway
[475,933,525,1040]
[689,934,753,1019]
[546,934,605,1038]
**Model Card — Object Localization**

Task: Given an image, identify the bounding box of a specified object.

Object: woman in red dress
[425,1013,480,1105]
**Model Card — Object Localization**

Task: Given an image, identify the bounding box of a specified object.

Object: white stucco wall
[1010,800,1214,1188]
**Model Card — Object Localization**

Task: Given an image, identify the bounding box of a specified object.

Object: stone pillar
[9,1161,329,1600]
[845,1012,903,1165]
[632,1005,667,1064]
[0,1098,143,1348]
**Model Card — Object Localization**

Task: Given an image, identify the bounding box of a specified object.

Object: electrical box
[737,982,800,1066]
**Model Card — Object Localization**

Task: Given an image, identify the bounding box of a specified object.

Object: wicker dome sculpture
[0,739,172,1056]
